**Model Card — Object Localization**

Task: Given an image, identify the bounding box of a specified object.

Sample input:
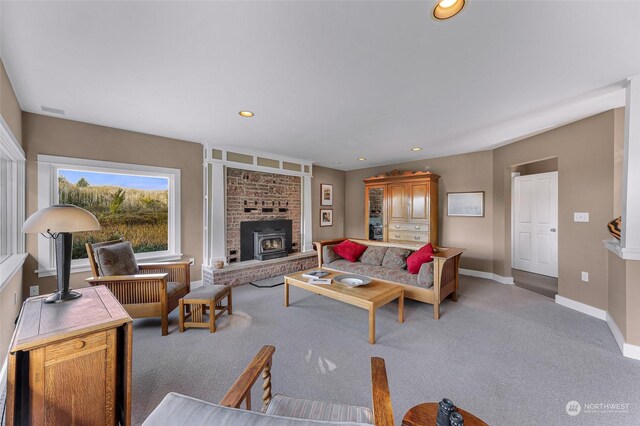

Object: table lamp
[23,204,100,303]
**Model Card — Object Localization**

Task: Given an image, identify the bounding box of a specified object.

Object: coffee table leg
[369,308,376,344]
[398,291,404,323]
[284,280,289,307]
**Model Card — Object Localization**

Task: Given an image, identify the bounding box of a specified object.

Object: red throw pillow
[407,243,435,274]
[333,240,368,263]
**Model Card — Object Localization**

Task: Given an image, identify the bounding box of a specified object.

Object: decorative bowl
[333,274,371,287]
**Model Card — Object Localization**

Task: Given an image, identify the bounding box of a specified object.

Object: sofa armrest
[85,273,169,283]
[314,238,347,266]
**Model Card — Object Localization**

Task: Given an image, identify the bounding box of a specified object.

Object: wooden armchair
[85,239,191,336]
[143,345,395,425]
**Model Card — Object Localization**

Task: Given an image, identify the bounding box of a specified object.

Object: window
[0,117,26,288]
[37,155,181,277]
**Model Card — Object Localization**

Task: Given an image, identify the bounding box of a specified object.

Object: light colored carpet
[131,276,640,425]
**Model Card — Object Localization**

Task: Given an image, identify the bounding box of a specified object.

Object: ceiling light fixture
[411,147,423,151]
[357,157,366,161]
[239,111,254,117]
[432,0,465,20]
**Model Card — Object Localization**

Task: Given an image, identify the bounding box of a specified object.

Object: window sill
[604,239,640,261]
[35,253,184,277]
[0,253,28,292]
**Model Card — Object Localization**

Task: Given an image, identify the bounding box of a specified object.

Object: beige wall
[312,166,345,242]
[493,111,615,310]
[22,113,204,296]
[0,58,22,143]
[607,254,640,346]
[344,151,494,272]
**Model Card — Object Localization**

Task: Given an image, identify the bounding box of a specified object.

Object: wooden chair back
[85,239,125,277]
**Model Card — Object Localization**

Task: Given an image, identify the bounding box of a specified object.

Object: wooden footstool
[179,285,232,333]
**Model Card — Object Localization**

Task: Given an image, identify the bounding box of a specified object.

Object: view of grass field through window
[58,169,169,260]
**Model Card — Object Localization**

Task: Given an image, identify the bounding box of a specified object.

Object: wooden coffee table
[284,269,404,344]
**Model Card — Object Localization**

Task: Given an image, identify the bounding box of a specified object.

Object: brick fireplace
[226,168,301,263]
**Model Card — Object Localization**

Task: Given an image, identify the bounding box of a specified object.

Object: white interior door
[513,172,558,277]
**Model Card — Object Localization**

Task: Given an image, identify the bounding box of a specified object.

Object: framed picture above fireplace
[321,183,333,206]
[320,209,333,227]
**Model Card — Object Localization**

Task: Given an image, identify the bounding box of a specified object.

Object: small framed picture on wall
[321,183,333,206]
[320,209,333,227]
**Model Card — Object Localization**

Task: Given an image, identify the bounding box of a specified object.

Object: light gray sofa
[315,239,464,319]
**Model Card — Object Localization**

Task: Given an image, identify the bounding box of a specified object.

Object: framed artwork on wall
[320,209,333,227]
[321,183,333,206]
[447,191,484,217]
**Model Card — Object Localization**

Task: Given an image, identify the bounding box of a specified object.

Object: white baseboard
[606,313,640,361]
[555,295,607,320]
[459,268,514,285]
[556,295,640,361]
[191,280,203,289]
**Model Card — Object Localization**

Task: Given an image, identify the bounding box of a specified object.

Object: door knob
[550,228,556,232]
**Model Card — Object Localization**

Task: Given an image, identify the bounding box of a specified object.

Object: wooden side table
[6,286,132,426]
[403,403,489,426]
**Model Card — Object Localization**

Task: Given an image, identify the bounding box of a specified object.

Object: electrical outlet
[30,285,39,296]
[581,271,589,282]
[188,257,195,265]
[574,212,589,222]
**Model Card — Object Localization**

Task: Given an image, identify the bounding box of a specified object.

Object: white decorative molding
[459,268,514,284]
[0,354,7,396]
[302,176,313,252]
[204,144,312,178]
[555,295,607,320]
[0,253,28,291]
[604,239,640,260]
[606,312,640,361]
[620,76,640,256]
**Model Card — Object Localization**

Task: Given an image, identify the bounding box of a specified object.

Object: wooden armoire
[364,170,439,246]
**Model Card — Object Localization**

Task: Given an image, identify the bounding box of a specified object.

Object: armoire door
[408,182,429,223]
[388,184,408,223]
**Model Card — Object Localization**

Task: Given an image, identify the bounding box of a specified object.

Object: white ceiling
[1,1,639,170]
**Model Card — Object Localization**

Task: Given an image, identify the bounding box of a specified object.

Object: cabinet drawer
[45,331,107,363]
[388,231,429,243]
[389,223,429,232]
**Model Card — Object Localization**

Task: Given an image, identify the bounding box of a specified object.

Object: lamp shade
[22,204,101,234]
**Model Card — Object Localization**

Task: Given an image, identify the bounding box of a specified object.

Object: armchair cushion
[265,394,373,424]
[143,393,372,426]
[94,241,140,276]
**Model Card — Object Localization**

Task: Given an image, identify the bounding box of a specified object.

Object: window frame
[0,116,26,291]
[36,155,181,277]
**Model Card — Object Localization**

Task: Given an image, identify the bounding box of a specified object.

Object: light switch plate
[581,271,589,282]
[574,212,589,222]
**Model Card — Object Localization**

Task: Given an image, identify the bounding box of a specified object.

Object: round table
[402,403,489,426]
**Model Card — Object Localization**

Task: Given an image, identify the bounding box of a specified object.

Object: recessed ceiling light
[239,111,254,117]
[432,0,465,20]
[357,157,366,161]
[411,147,423,151]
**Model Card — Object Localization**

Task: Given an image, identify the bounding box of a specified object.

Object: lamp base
[44,289,82,304]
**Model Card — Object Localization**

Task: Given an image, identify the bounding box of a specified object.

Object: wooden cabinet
[364,171,439,246]
[6,286,132,426]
